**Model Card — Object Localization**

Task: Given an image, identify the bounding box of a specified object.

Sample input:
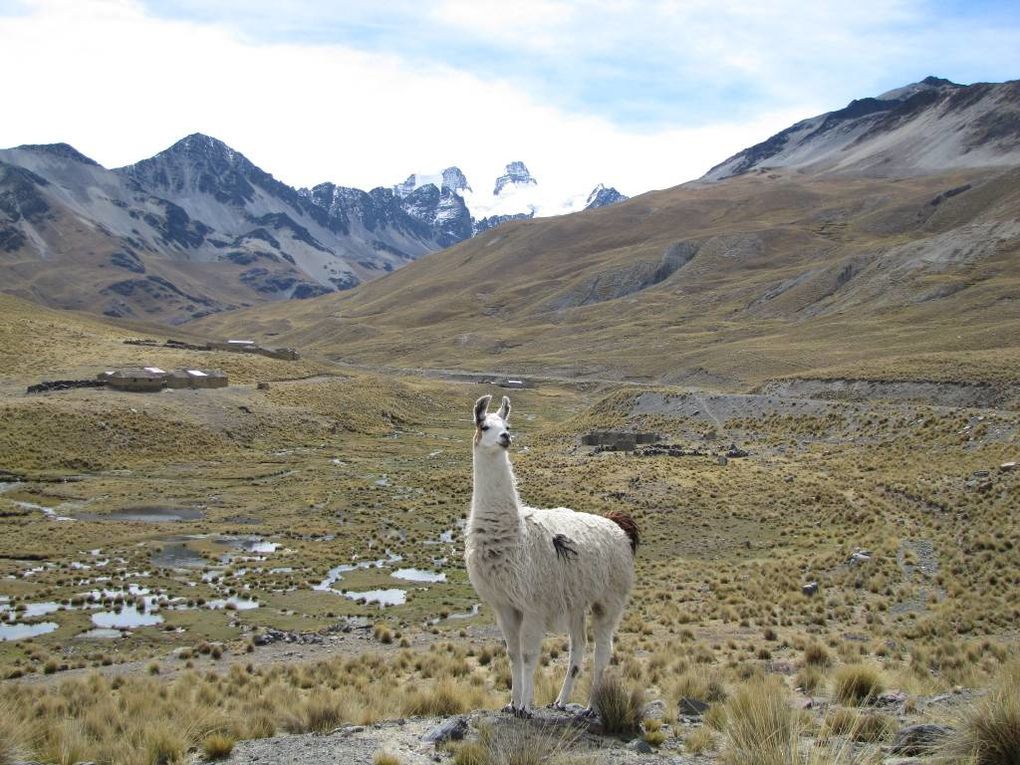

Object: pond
[392,568,446,583]
[313,551,403,593]
[0,621,59,641]
[77,628,124,639]
[206,596,259,611]
[152,543,207,569]
[91,606,164,629]
[77,506,205,522]
[344,589,407,606]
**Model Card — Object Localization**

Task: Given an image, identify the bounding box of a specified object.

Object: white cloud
[0,0,815,198]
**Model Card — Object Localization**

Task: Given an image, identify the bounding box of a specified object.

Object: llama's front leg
[553,612,586,709]
[516,616,545,716]
[494,604,523,712]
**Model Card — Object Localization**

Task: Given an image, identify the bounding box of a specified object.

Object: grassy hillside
[191,167,1020,388]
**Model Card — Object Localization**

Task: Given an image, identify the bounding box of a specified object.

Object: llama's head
[473,394,512,451]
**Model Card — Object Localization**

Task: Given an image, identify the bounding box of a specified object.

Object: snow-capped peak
[493,161,537,196]
[394,166,471,197]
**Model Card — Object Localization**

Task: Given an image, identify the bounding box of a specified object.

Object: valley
[0,294,1016,763]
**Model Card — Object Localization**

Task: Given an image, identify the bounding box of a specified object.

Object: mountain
[394,161,628,230]
[191,77,1020,388]
[0,135,627,323]
[492,161,537,195]
[584,184,628,210]
[705,76,1020,180]
[0,136,498,322]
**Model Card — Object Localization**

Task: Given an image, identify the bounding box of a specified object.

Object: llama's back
[518,507,634,628]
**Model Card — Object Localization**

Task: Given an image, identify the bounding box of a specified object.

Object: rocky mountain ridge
[704,76,1020,180]
[0,135,624,323]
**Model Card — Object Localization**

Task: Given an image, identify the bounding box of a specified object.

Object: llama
[465,394,638,717]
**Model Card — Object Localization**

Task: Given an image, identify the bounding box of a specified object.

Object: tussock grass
[201,732,236,760]
[832,664,885,706]
[941,663,1020,764]
[590,674,644,736]
[721,676,798,765]
[822,707,894,743]
[450,720,590,765]
[373,751,402,765]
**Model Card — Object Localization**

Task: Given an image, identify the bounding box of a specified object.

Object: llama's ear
[497,396,511,421]
[474,395,492,426]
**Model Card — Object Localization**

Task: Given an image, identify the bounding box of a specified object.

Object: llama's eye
[481,426,490,431]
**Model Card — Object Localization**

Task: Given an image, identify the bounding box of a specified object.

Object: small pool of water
[20,602,62,618]
[78,506,204,522]
[13,500,74,521]
[392,568,446,583]
[152,543,207,569]
[313,551,403,592]
[91,606,163,629]
[344,589,406,606]
[206,596,259,611]
[78,628,124,639]
[0,621,58,641]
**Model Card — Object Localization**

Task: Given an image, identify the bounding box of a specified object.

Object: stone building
[102,367,167,392]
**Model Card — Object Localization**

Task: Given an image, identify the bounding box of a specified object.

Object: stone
[678,697,710,716]
[643,699,667,720]
[890,723,952,756]
[1001,461,1016,472]
[802,581,819,596]
[626,739,654,754]
[848,551,871,566]
[422,716,469,744]
[877,690,907,707]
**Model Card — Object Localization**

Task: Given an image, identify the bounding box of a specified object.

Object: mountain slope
[190,159,1020,386]
[705,77,1020,180]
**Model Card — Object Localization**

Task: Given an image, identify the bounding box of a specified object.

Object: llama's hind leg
[587,602,622,714]
[553,611,586,709]
[494,604,523,712]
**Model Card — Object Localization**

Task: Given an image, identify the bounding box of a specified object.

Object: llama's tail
[605,511,639,554]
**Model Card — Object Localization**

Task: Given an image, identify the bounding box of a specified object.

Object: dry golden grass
[941,663,1020,764]
[720,676,798,765]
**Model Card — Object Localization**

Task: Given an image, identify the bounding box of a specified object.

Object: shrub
[373,751,402,765]
[722,676,798,765]
[591,674,644,736]
[832,664,884,706]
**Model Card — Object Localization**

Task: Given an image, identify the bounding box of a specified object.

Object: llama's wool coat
[465,438,634,633]
[466,505,634,632]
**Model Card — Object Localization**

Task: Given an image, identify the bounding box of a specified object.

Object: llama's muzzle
[499,432,512,448]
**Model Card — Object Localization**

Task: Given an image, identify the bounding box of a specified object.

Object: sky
[1,0,1018,199]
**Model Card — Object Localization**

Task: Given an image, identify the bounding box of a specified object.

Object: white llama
[465,394,638,717]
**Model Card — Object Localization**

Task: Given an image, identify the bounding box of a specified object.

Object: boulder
[422,716,469,744]
[802,581,819,596]
[678,697,710,716]
[890,723,952,756]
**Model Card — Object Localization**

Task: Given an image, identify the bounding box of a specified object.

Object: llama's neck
[470,448,522,532]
